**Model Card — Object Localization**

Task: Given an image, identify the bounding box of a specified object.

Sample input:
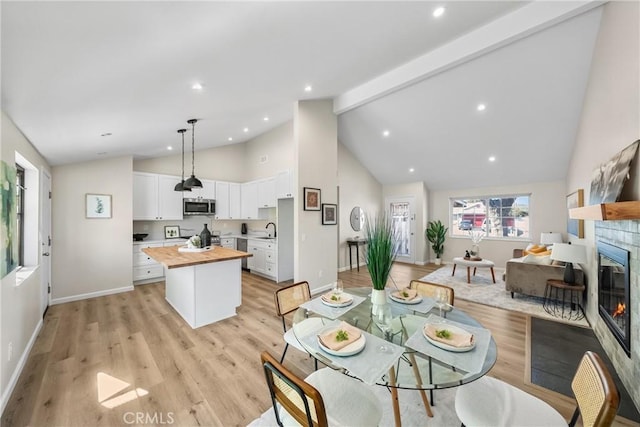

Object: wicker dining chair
[409,280,455,305]
[260,351,382,427]
[569,351,620,427]
[274,281,323,367]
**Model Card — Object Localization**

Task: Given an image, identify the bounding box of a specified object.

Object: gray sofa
[504,249,584,298]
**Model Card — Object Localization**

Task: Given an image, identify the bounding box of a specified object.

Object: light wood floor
[2,263,637,426]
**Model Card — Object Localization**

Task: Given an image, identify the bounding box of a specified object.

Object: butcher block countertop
[142,245,252,269]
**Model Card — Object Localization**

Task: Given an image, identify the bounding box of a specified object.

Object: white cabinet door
[190,179,216,200]
[276,170,294,199]
[215,181,230,219]
[134,172,183,220]
[258,178,276,208]
[158,175,184,220]
[133,173,159,220]
[229,183,241,219]
[241,181,259,219]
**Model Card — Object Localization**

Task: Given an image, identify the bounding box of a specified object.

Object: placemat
[300,320,405,385]
[300,293,366,320]
[387,290,437,314]
[405,314,491,375]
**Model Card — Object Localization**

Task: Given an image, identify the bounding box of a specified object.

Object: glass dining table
[292,287,497,426]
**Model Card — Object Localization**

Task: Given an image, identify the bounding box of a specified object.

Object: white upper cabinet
[241,181,259,219]
[257,177,276,208]
[188,179,216,200]
[133,172,183,220]
[276,170,294,199]
[229,182,241,219]
[214,181,230,219]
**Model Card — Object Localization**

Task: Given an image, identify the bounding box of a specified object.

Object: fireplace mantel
[570,201,640,220]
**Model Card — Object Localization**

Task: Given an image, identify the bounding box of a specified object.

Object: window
[16,164,25,267]
[450,194,530,240]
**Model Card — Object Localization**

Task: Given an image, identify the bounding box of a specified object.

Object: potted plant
[365,213,397,304]
[426,220,448,265]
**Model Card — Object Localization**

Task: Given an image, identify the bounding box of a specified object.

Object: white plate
[389,293,423,305]
[320,294,354,308]
[318,334,366,356]
[422,324,476,353]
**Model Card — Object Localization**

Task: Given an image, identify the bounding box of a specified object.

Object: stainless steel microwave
[183,198,215,216]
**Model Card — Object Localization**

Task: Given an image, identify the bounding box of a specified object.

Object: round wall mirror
[350,207,365,231]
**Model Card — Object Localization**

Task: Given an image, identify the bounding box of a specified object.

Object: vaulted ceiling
[1,1,604,190]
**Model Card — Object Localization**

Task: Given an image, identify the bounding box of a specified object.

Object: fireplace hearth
[597,241,631,357]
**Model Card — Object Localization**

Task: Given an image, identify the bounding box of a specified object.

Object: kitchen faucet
[266,222,277,238]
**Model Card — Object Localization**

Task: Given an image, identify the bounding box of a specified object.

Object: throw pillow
[522,254,552,265]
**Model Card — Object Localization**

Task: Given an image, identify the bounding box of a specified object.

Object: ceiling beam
[333,0,606,114]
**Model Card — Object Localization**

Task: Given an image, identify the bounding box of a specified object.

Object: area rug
[248,384,461,426]
[420,266,590,327]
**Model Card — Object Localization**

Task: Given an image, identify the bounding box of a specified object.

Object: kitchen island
[142,245,252,328]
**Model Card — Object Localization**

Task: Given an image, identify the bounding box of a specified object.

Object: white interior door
[40,170,52,316]
[386,196,416,264]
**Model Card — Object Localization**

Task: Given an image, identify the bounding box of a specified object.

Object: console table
[346,239,367,271]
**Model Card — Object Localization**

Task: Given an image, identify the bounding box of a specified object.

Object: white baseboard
[50,285,134,305]
[337,261,367,272]
[1,318,43,415]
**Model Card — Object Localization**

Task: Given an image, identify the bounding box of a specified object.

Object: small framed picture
[86,194,112,219]
[164,225,180,239]
[322,203,337,225]
[567,189,584,238]
[303,187,321,211]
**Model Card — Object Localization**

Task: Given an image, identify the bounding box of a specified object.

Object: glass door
[387,197,415,263]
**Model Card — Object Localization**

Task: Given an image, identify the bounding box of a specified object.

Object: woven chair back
[275,281,311,316]
[571,351,620,427]
[261,351,328,427]
[409,280,455,305]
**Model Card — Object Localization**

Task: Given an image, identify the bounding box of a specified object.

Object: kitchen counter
[142,245,251,269]
[142,245,252,329]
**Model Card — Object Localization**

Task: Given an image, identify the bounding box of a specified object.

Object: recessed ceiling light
[433,7,445,18]
[304,85,312,92]
[409,168,415,173]
[167,146,173,150]
[192,83,203,90]
[243,127,249,133]
[488,156,496,162]
[477,103,486,111]
[228,137,233,142]
[382,130,390,137]
[263,116,269,122]
[100,132,112,137]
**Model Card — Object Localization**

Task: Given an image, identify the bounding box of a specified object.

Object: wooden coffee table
[452,257,496,284]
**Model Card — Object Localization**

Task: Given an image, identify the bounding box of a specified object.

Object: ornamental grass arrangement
[364,213,398,291]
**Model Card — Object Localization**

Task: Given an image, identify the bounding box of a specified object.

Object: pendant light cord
[190,119,196,176]
[180,130,186,181]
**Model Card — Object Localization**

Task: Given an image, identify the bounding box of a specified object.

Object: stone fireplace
[597,241,631,356]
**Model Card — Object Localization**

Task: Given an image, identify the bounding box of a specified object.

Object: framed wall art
[322,203,337,225]
[164,225,180,239]
[567,189,584,238]
[303,187,321,211]
[86,193,112,219]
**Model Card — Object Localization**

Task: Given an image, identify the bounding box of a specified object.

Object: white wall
[294,100,338,291]
[0,112,50,413]
[383,181,429,264]
[566,1,640,410]
[244,121,293,181]
[337,142,382,270]
[429,180,567,267]
[51,157,133,302]
[134,142,247,182]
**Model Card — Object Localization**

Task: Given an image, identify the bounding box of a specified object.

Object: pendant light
[183,118,203,189]
[174,128,191,192]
